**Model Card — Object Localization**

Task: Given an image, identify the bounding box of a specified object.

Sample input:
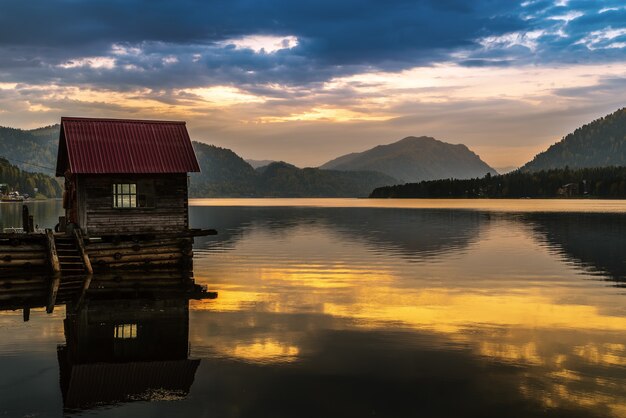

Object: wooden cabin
[1,117,214,276]
[55,117,201,238]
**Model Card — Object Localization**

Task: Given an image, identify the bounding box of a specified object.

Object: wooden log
[45,229,61,314]
[0,285,45,297]
[73,274,92,312]
[0,283,47,294]
[22,205,29,231]
[74,229,93,275]
[0,269,48,279]
[87,246,183,257]
[0,245,48,252]
[45,230,61,275]
[46,274,60,314]
[93,260,184,270]
[0,259,46,267]
[85,238,191,250]
[90,271,191,281]
[0,253,47,261]
[89,279,187,287]
[0,275,40,283]
[92,253,184,264]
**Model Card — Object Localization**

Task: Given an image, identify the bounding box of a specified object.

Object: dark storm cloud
[0,0,525,88]
[0,0,624,90]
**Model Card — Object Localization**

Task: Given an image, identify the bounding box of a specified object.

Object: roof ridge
[61,116,186,125]
[56,117,200,174]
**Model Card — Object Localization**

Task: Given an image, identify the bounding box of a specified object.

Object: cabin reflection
[0,270,216,413]
[58,296,200,411]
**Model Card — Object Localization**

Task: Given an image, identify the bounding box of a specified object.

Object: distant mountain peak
[190,141,397,197]
[246,159,278,169]
[320,136,496,183]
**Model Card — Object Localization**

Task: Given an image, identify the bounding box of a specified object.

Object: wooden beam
[23,307,30,322]
[45,230,61,274]
[73,229,93,312]
[22,205,29,232]
[47,274,60,314]
[74,274,92,313]
[73,229,93,275]
[45,229,61,313]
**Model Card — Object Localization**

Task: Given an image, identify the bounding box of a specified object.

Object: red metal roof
[56,117,200,175]
[64,360,200,409]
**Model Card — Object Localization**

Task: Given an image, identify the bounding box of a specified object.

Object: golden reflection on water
[191,197,626,212]
[231,339,300,363]
[191,210,626,416]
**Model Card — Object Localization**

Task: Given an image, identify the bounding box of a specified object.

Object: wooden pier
[0,267,217,319]
[1,208,216,315]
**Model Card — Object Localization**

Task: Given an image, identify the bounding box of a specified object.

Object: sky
[0,0,625,170]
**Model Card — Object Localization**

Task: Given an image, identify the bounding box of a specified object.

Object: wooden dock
[0,268,217,318]
[0,228,216,274]
[0,225,217,316]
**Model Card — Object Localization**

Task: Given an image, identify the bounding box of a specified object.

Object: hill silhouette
[321,136,496,182]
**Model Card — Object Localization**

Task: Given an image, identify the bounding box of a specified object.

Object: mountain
[494,166,517,174]
[246,159,278,169]
[258,161,397,197]
[191,143,259,196]
[0,157,63,198]
[0,124,59,174]
[189,142,398,197]
[320,136,497,182]
[522,108,626,172]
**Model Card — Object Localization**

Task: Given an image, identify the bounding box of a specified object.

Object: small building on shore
[557,182,580,198]
[55,117,200,237]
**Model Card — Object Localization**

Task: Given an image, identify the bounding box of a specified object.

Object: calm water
[2,199,626,417]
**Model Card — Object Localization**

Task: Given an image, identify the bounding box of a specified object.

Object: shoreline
[188,197,626,213]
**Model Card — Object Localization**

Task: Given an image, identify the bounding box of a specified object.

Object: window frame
[112,183,137,209]
[114,323,137,339]
[111,180,157,209]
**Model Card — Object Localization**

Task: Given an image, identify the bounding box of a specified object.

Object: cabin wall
[77,174,189,236]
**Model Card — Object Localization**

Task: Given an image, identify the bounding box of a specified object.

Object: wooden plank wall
[79,174,189,236]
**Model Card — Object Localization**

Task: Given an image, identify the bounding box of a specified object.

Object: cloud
[0,0,623,90]
[0,0,625,170]
[220,35,299,54]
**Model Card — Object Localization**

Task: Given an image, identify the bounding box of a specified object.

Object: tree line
[370,166,626,199]
[0,157,62,198]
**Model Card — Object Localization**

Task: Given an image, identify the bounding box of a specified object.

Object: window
[113,183,137,208]
[114,323,137,339]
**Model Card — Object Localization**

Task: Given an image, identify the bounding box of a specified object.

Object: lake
[1,199,626,417]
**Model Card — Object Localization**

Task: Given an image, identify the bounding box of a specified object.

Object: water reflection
[0,200,63,230]
[59,297,198,411]
[2,203,626,417]
[188,206,626,417]
[525,212,626,284]
[186,309,626,418]
[0,271,215,416]
[191,206,484,261]
[192,206,626,286]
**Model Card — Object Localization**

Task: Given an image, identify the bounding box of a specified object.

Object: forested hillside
[522,108,626,171]
[190,142,398,197]
[190,143,259,196]
[0,157,63,198]
[0,125,59,174]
